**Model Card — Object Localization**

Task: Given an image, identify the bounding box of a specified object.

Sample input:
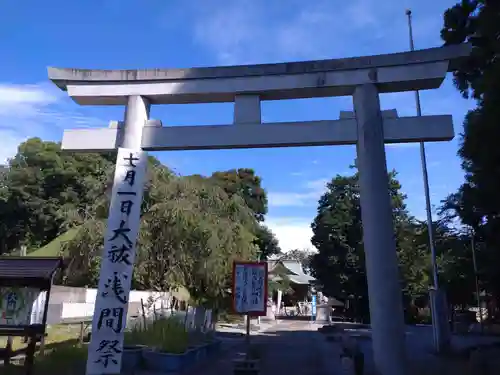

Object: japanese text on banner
[86,148,147,375]
[233,263,266,314]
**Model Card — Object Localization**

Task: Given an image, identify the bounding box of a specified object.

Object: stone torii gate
[48,43,470,375]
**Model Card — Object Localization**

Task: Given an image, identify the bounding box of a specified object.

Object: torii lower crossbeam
[61,115,453,152]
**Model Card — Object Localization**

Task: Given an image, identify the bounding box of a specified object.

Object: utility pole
[470,230,483,331]
[405,9,439,290]
[405,9,449,353]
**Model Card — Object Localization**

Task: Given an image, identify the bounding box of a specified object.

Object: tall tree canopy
[441,0,500,307]
[252,224,281,260]
[0,138,268,308]
[209,168,278,259]
[63,165,258,306]
[0,138,115,254]
[210,168,268,222]
[309,169,434,322]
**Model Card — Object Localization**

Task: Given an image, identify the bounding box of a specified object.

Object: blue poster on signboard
[311,295,317,320]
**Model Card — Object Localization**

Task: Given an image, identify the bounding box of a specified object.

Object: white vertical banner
[86,148,148,375]
[277,289,283,314]
[232,262,267,316]
[203,309,212,332]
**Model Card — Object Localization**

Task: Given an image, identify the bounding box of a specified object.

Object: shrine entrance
[48,42,470,375]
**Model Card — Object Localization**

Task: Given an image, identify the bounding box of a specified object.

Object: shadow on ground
[320,323,500,375]
[7,323,499,375]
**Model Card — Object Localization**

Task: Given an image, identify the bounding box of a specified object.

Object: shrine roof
[268,259,315,285]
[0,256,64,288]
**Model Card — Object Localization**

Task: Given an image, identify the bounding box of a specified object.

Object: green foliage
[309,168,447,321]
[309,171,370,321]
[59,154,259,306]
[253,224,281,260]
[309,165,480,321]
[146,317,189,353]
[28,227,79,257]
[0,138,114,254]
[210,168,268,222]
[35,344,87,374]
[124,325,150,346]
[208,168,278,261]
[441,0,500,308]
[60,221,105,287]
[0,137,270,305]
[268,263,293,295]
[137,176,258,305]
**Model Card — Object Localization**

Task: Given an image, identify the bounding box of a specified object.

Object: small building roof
[0,256,64,289]
[268,259,315,285]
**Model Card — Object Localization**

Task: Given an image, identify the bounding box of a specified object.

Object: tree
[253,224,281,260]
[0,138,115,253]
[309,172,367,320]
[210,168,268,222]
[0,165,19,254]
[394,220,430,308]
[0,165,7,191]
[441,0,500,308]
[210,168,275,261]
[62,163,258,308]
[309,169,422,322]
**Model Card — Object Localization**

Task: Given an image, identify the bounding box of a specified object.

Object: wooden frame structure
[0,256,64,374]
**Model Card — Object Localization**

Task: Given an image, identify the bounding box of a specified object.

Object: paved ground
[182,320,330,375]
[324,323,500,375]
[137,321,500,375]
[256,321,327,375]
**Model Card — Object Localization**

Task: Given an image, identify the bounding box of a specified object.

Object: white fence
[28,286,216,333]
[30,287,173,324]
[128,307,215,333]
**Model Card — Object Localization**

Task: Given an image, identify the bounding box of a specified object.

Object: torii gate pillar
[355,83,406,374]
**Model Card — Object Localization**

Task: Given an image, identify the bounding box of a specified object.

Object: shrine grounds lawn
[0,323,84,353]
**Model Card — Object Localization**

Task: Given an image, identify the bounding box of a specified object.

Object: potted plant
[122,326,148,373]
[187,330,210,362]
[142,317,191,373]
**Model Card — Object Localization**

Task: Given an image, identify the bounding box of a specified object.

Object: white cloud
[190,0,443,65]
[265,216,315,252]
[190,0,357,64]
[0,130,27,165]
[268,177,329,207]
[304,178,329,191]
[0,83,106,163]
[0,83,59,112]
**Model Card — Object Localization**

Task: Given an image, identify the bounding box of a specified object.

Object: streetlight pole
[470,229,483,331]
[405,9,450,352]
[405,9,439,290]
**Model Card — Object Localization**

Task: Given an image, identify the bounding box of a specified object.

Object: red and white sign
[232,261,268,316]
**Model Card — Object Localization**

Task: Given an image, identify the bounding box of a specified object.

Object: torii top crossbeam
[48,44,470,106]
[47,44,470,152]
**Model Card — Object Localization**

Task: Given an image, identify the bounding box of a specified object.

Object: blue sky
[0,0,476,251]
